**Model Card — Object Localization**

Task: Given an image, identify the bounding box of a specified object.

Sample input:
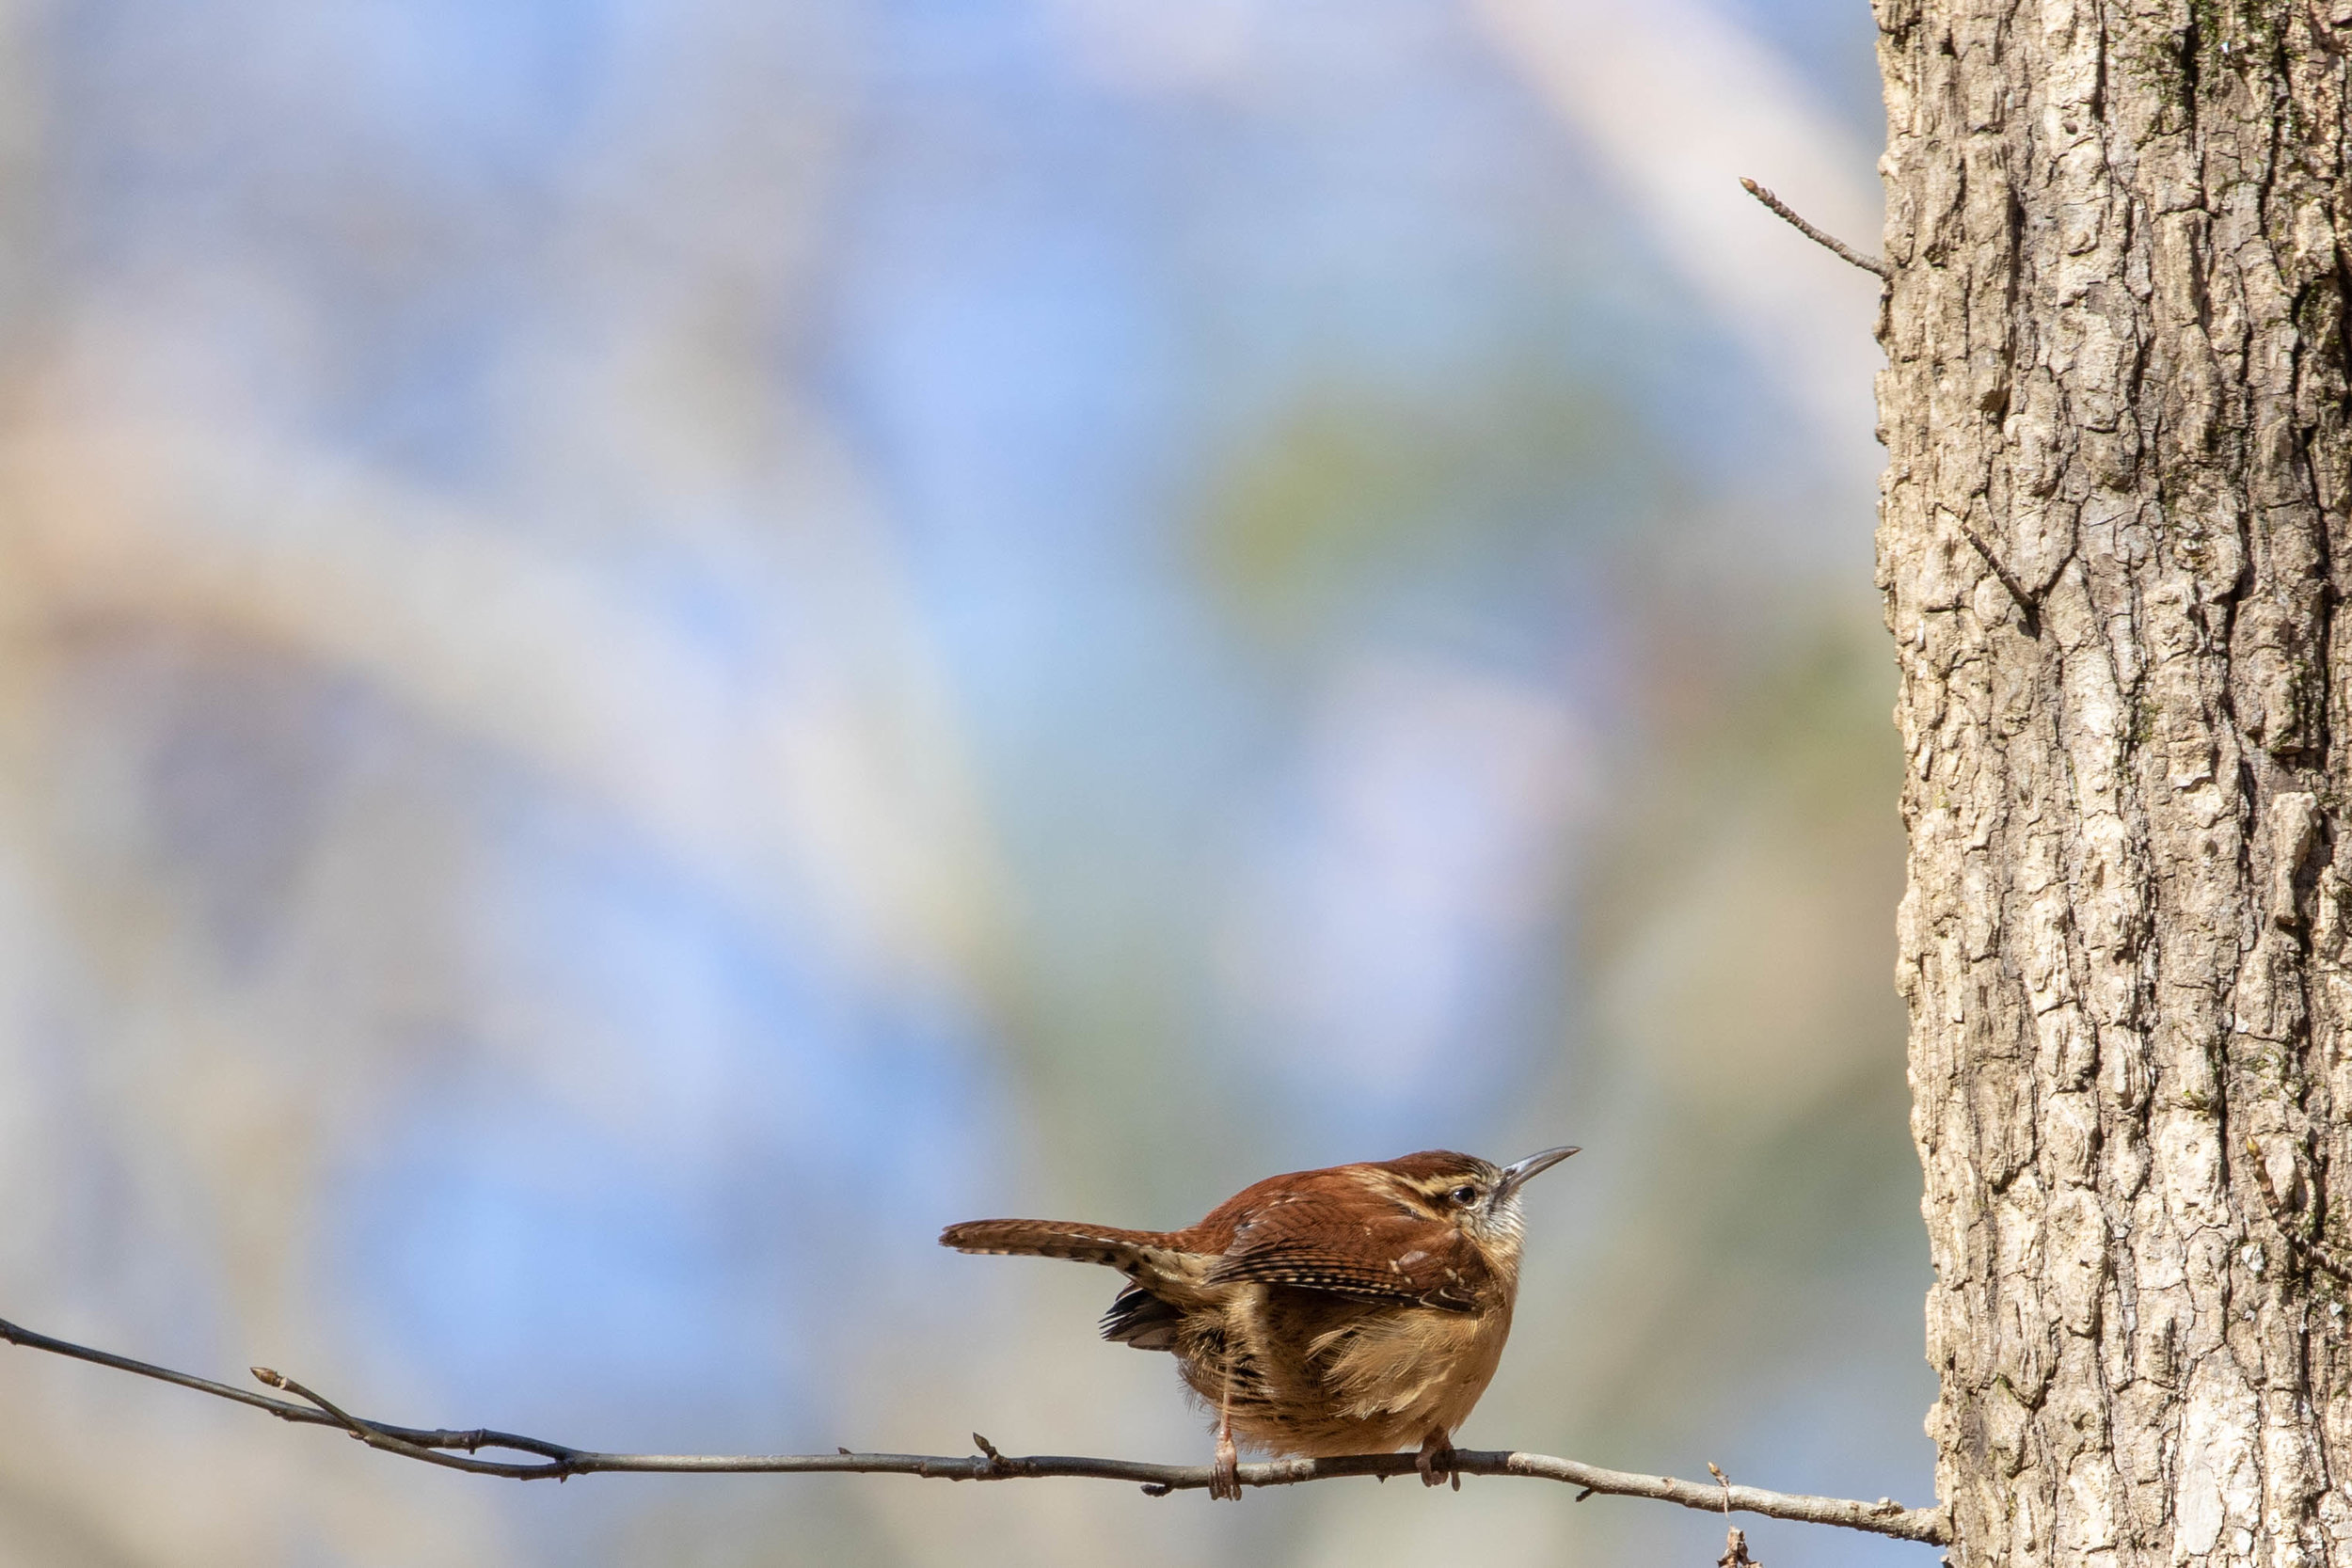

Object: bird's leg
[1416,1428,1459,1491]
[1211,1376,1241,1501]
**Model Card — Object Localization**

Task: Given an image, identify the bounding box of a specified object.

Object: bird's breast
[1311,1297,1514,1425]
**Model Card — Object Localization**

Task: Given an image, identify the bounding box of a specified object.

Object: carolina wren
[941,1146,1578,1500]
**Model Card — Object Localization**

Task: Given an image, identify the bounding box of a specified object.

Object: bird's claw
[1417,1433,1459,1491]
[1211,1431,1242,1501]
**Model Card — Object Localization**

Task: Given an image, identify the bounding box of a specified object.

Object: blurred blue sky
[0,3,1923,1565]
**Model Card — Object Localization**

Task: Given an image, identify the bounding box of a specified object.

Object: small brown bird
[940,1145,1577,1499]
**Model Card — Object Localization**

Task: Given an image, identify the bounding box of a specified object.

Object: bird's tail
[939,1218,1199,1283]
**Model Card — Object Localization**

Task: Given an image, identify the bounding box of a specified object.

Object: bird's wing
[1200,1189,1485,1310]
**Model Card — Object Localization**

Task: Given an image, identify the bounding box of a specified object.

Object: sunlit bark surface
[1878,2,2352,1562]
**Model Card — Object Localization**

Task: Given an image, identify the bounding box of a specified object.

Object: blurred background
[0,0,1922,1563]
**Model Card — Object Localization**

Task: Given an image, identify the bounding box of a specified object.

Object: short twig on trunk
[1739,177,1890,279]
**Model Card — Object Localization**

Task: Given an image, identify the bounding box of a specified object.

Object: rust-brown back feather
[1192,1164,1493,1310]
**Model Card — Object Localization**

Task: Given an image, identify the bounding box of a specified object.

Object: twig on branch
[1711,1463,1761,1567]
[1739,178,1891,280]
[0,1314,1948,1545]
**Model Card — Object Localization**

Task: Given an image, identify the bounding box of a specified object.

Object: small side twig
[2245,1139,2352,1283]
[1712,1463,1760,1568]
[1956,520,2045,636]
[250,1366,591,1481]
[1740,177,1890,279]
[0,1314,1949,1545]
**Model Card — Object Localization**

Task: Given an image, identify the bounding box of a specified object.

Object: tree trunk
[1876,3,2352,1564]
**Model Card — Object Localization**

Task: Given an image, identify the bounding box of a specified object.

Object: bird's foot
[1416,1432,1459,1491]
[1211,1430,1242,1501]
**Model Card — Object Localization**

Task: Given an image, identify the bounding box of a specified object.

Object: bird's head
[1373,1145,1579,1263]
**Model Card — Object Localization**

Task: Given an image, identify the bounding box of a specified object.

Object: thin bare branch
[0,1314,1948,1544]
[1740,177,1891,280]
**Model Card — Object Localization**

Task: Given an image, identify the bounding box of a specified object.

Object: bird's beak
[1496,1145,1580,1198]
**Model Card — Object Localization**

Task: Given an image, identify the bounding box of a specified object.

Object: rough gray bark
[1876,2,2352,1563]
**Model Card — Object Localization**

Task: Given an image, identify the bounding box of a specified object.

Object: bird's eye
[1450,1185,1480,1206]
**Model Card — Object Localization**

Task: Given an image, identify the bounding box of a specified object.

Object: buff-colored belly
[1175,1287,1516,1458]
